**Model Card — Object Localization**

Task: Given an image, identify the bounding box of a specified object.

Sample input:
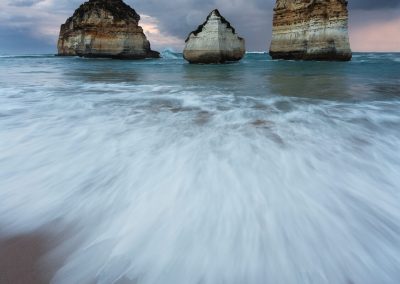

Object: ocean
[0,51,399,284]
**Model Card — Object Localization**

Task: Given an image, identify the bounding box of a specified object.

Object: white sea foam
[246,51,268,54]
[1,80,400,284]
[160,48,182,59]
[1,50,400,284]
[0,54,54,58]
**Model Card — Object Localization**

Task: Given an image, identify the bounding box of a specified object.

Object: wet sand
[0,225,139,284]
[0,225,73,284]
[0,233,54,284]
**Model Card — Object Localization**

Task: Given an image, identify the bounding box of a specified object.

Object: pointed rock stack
[269,0,352,61]
[183,10,245,64]
[57,0,159,59]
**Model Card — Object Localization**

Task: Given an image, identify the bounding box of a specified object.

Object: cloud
[140,15,183,50]
[0,0,399,53]
[129,0,400,51]
[350,10,400,52]
[349,0,400,10]
[130,0,272,51]
[9,0,46,7]
[0,1,65,43]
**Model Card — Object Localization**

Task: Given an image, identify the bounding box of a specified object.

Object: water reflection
[61,59,142,83]
[266,61,352,100]
[182,63,240,84]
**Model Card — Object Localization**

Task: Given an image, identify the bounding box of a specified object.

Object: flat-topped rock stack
[57,0,159,59]
[183,10,245,64]
[269,0,352,61]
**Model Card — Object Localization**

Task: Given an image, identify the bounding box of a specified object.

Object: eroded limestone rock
[270,0,352,61]
[183,10,245,64]
[57,0,159,59]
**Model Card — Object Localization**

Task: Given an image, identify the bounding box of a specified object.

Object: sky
[0,0,399,54]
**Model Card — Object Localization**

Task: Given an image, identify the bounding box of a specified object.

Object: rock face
[57,0,159,59]
[183,10,245,64]
[269,0,352,61]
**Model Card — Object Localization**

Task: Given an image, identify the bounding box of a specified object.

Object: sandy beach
[0,223,77,284]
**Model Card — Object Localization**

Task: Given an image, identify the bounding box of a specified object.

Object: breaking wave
[160,48,182,59]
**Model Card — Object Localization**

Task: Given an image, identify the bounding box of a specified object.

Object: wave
[0,54,55,59]
[246,51,268,54]
[160,48,182,60]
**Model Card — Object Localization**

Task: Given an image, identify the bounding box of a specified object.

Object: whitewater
[0,52,399,284]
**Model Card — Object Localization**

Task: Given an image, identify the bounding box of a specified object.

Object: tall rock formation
[57,0,159,59]
[269,0,352,61]
[183,10,245,64]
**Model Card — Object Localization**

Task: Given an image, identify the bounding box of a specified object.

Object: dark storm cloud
[128,0,273,50]
[125,0,400,50]
[0,26,53,54]
[350,0,400,10]
[66,0,397,46]
[0,0,399,53]
[9,0,45,7]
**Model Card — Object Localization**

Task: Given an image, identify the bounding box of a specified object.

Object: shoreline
[0,224,76,284]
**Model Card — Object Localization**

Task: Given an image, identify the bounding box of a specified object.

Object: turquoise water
[0,52,400,283]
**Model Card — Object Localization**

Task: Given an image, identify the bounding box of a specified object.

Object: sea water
[0,52,399,284]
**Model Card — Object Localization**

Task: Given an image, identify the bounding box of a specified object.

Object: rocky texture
[183,10,245,64]
[57,0,159,59]
[269,0,352,61]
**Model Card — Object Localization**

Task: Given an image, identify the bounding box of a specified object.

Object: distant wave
[246,51,268,54]
[159,50,269,59]
[352,53,400,63]
[0,54,55,59]
[160,49,182,59]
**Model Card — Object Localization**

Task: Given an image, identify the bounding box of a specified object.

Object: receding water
[0,52,400,284]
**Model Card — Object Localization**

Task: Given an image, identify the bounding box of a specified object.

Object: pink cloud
[140,15,184,51]
[350,17,400,52]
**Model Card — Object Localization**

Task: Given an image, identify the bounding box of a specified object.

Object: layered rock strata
[269,0,352,61]
[183,10,245,64]
[57,0,159,59]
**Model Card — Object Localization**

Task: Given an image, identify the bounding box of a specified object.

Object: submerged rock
[57,0,159,59]
[183,10,245,64]
[269,0,352,61]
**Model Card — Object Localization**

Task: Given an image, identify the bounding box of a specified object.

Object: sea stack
[57,0,159,59]
[183,10,245,64]
[269,0,352,61]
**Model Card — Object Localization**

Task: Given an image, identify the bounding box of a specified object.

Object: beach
[1,52,400,283]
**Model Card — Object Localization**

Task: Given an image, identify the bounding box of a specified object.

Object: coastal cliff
[269,0,352,61]
[57,0,159,59]
[183,10,245,64]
